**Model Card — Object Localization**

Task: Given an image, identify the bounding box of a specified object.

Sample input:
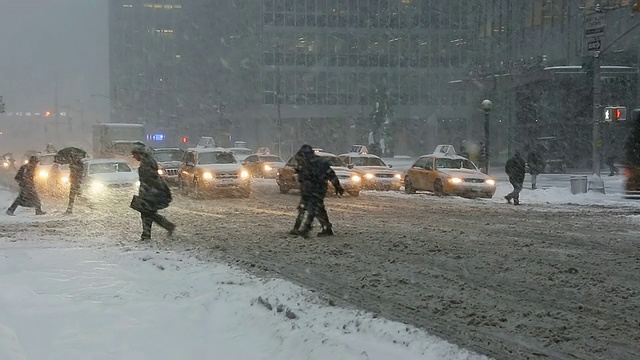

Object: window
[153,150,184,162]
[89,162,132,174]
[197,152,237,165]
[351,157,386,166]
[259,155,284,163]
[435,158,477,170]
[184,152,196,164]
[413,157,431,169]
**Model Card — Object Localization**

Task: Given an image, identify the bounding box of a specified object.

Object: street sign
[585,13,605,39]
[587,40,601,51]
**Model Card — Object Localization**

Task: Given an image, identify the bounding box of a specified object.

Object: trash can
[569,175,588,194]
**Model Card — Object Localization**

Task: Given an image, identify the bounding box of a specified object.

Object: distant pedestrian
[505,151,526,206]
[131,147,175,241]
[65,156,84,214]
[6,156,46,216]
[606,155,619,177]
[527,150,544,190]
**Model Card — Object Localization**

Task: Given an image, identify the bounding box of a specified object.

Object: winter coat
[296,152,342,197]
[69,160,84,189]
[14,164,40,208]
[137,154,172,212]
[527,152,544,175]
[505,154,526,184]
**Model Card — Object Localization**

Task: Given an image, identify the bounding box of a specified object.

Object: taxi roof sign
[434,145,457,157]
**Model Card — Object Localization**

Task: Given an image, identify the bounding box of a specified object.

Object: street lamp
[481,99,492,174]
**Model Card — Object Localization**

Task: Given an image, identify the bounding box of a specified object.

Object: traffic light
[181,136,188,144]
[604,106,627,123]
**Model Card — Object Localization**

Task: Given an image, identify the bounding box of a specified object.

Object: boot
[35,209,47,215]
[513,198,520,206]
[504,195,512,204]
[288,228,300,236]
[317,226,334,237]
[6,209,14,216]
[167,222,176,237]
[64,208,73,215]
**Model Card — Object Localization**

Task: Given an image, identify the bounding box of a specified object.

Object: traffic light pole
[592,51,602,177]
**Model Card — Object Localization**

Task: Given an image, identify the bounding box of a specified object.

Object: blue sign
[149,134,165,142]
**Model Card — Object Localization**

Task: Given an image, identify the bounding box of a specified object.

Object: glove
[335,186,345,197]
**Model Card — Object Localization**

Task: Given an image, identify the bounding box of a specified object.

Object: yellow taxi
[404,145,496,198]
[338,152,402,191]
[276,151,362,196]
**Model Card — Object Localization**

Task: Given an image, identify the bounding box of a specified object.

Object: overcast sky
[0,0,108,118]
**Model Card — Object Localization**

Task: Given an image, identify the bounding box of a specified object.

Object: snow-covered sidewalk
[0,239,487,360]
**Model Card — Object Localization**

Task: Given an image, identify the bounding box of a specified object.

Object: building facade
[109,0,484,156]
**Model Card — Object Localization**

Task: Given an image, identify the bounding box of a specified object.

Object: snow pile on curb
[491,183,639,207]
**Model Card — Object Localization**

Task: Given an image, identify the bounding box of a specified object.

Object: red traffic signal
[181,137,188,143]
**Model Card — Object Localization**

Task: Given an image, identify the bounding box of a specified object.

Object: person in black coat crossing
[6,156,46,216]
[505,151,526,205]
[131,147,175,241]
[65,157,84,214]
[289,144,344,238]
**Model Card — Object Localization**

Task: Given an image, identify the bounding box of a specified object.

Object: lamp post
[481,99,492,174]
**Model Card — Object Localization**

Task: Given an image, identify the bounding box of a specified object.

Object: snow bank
[0,241,486,360]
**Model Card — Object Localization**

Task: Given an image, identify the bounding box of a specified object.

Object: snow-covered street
[0,196,485,360]
[1,176,640,359]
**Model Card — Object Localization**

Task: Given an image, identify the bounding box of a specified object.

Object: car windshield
[154,150,183,162]
[38,155,55,165]
[89,162,132,174]
[198,152,237,165]
[435,158,477,170]
[321,155,346,167]
[259,155,283,163]
[351,157,386,167]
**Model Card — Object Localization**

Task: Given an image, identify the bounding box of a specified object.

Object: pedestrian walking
[65,156,84,214]
[505,151,526,206]
[130,147,175,241]
[6,156,46,216]
[606,154,619,177]
[289,144,344,238]
[527,150,544,190]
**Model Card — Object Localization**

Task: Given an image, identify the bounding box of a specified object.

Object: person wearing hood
[131,147,175,241]
[505,151,526,205]
[289,144,344,237]
[6,156,46,216]
[526,148,544,190]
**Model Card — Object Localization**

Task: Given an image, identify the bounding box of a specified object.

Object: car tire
[434,179,444,196]
[279,184,290,194]
[404,177,415,194]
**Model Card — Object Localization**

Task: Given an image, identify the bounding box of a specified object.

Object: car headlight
[2,162,8,168]
[394,173,402,179]
[364,173,375,179]
[39,170,49,179]
[61,176,69,184]
[351,175,361,182]
[91,181,105,193]
[202,172,214,180]
[135,181,140,187]
[264,164,272,171]
[240,170,250,179]
[158,168,165,176]
[485,179,496,186]
[448,177,463,184]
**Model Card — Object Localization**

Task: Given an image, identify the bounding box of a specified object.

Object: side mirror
[186,162,195,167]
[347,164,354,169]
[241,161,246,166]
[425,166,433,171]
[388,164,393,168]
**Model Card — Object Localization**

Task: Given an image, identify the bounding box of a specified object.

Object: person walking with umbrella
[130,147,175,241]
[65,155,84,214]
[6,156,46,216]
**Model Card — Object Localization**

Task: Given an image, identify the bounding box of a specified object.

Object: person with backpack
[6,156,46,216]
[505,151,526,206]
[131,147,175,241]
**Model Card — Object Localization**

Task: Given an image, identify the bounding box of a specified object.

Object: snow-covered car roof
[315,152,338,158]
[227,148,253,153]
[338,152,382,159]
[83,159,130,165]
[152,147,182,151]
[187,147,233,154]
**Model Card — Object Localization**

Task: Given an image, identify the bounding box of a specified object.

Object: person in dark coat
[606,154,619,177]
[6,156,46,216]
[526,150,544,190]
[65,157,84,214]
[505,151,526,205]
[289,144,344,238]
[131,147,175,241]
